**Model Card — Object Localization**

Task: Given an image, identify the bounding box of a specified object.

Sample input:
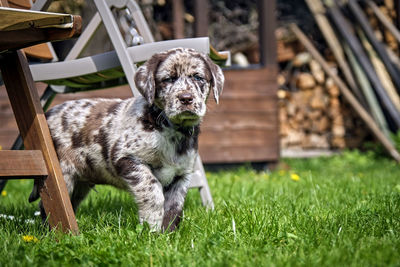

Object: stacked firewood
[278,53,368,150]
[277,0,400,161]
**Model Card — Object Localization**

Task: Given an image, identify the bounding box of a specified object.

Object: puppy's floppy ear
[201,54,224,104]
[134,53,166,105]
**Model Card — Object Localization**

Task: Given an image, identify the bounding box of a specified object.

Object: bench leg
[0,50,78,234]
[189,155,214,210]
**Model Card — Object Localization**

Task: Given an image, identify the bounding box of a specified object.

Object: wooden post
[194,0,209,37]
[172,0,184,39]
[258,0,277,67]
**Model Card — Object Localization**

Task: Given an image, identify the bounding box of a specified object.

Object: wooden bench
[0,3,81,233]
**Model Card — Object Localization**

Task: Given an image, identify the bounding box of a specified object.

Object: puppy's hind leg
[70,181,94,212]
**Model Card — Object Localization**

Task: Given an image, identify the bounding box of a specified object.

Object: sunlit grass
[0,150,399,266]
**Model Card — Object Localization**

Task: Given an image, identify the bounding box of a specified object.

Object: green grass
[1,150,400,266]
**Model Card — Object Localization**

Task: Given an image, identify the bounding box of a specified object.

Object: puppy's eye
[162,76,177,83]
[192,74,204,81]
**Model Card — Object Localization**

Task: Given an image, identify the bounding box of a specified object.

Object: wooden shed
[195,0,280,165]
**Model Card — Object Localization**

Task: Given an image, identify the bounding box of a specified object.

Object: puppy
[29,48,224,231]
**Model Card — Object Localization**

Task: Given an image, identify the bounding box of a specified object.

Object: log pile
[278,54,368,150]
[277,0,400,161]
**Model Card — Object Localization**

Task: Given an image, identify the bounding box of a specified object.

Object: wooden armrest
[210,45,228,61]
[209,45,231,66]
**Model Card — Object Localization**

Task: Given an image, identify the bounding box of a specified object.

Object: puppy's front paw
[139,215,163,232]
[161,210,182,232]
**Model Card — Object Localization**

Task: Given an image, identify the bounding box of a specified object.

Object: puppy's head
[134,48,224,127]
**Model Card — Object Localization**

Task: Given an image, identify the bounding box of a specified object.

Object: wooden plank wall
[199,67,279,163]
[0,83,132,149]
[1,66,279,164]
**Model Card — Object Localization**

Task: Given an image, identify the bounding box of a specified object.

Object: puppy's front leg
[162,175,191,231]
[115,157,164,230]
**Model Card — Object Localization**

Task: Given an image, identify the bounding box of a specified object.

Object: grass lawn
[0,150,399,266]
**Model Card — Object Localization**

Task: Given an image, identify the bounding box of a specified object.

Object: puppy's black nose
[178,93,194,105]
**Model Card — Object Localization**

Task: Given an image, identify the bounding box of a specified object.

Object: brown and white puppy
[29,48,224,231]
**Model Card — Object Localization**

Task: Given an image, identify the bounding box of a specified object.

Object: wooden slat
[0,19,82,52]
[6,0,54,61]
[0,150,47,178]
[221,69,278,98]
[24,43,53,60]
[0,8,73,31]
[0,50,79,233]
[0,11,82,52]
[202,112,277,131]
[224,68,278,87]
[199,129,277,147]
[199,66,279,164]
[206,97,277,113]
[199,145,279,163]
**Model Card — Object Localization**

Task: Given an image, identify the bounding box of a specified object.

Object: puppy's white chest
[153,165,181,186]
[152,150,196,187]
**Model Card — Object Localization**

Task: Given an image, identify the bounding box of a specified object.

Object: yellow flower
[290,173,300,181]
[1,191,6,197]
[22,235,39,243]
[278,170,286,176]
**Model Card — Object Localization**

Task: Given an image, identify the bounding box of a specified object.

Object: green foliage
[392,130,400,153]
[1,150,399,266]
[362,130,400,158]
